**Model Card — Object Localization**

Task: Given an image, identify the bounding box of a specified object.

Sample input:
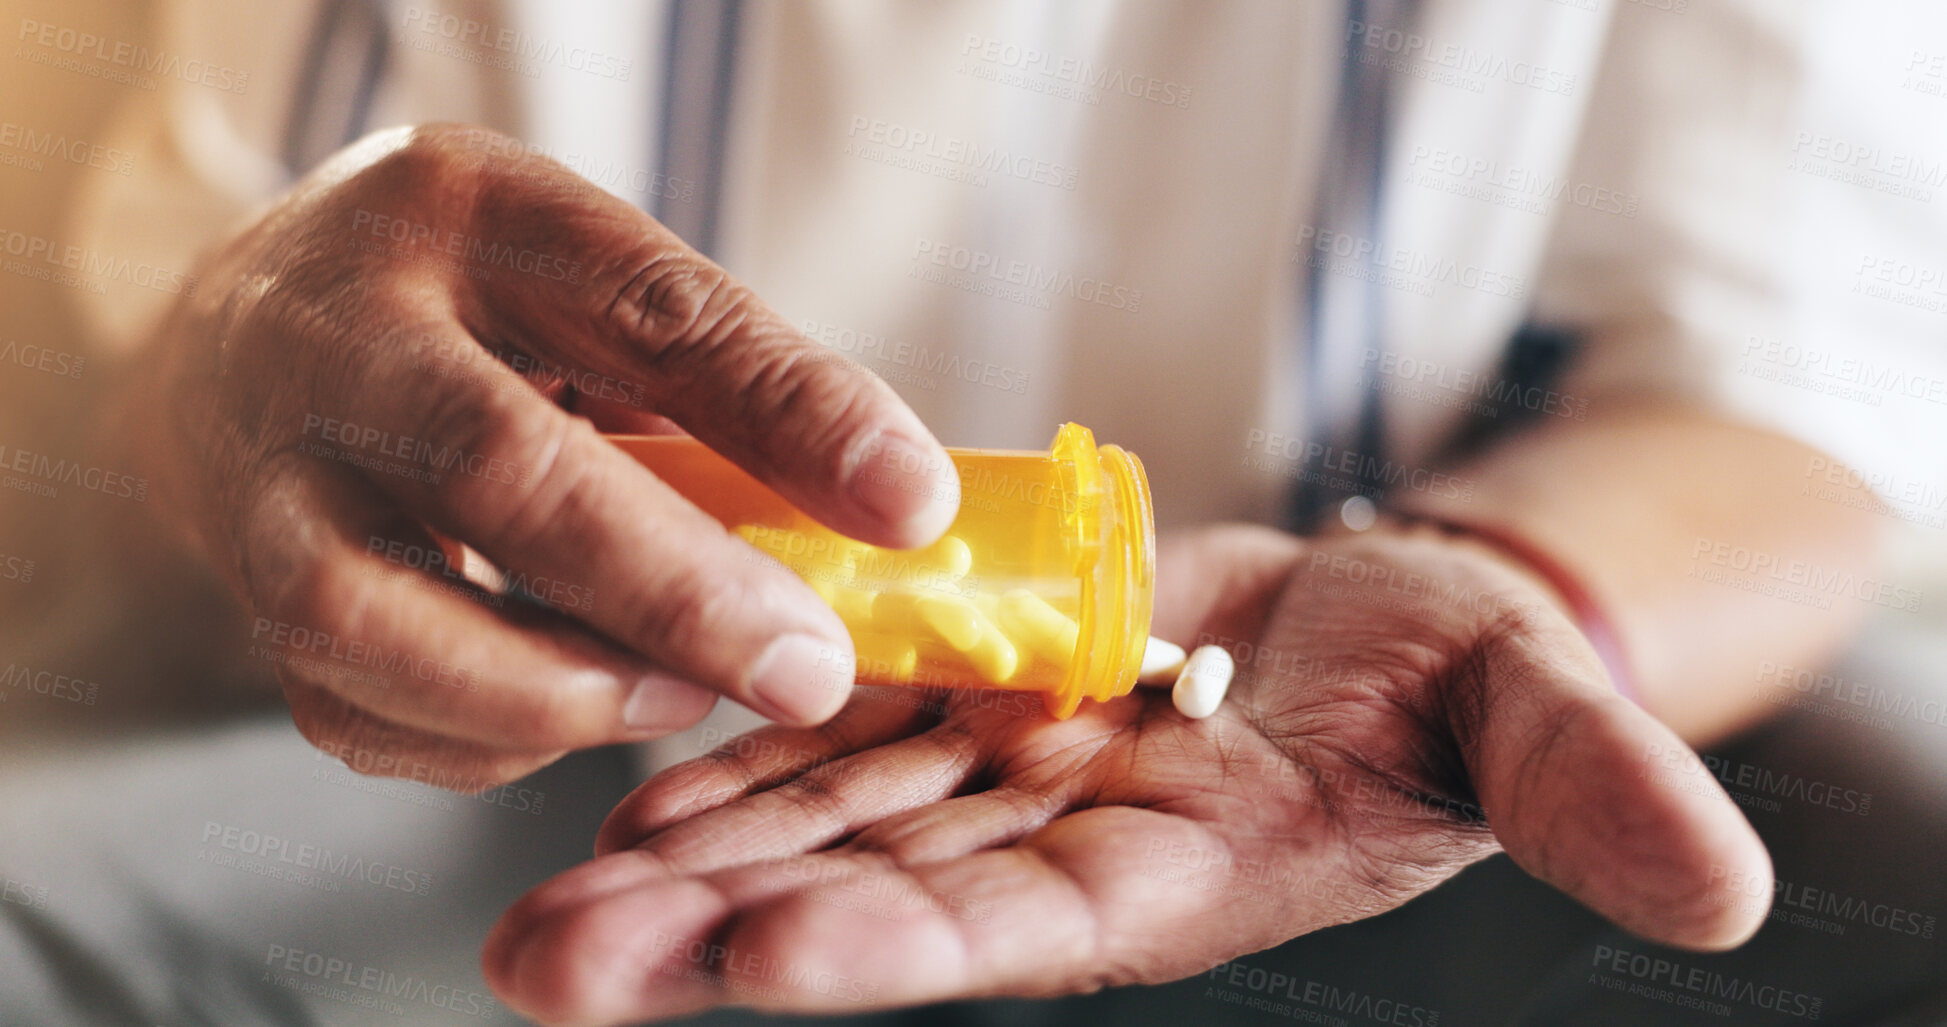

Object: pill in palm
[1172,645,1234,719]
[1138,636,1188,681]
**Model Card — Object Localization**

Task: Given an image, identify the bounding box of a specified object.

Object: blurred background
[2,1,1946,1024]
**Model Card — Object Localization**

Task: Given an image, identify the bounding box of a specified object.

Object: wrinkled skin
[117,124,961,788]
[486,523,1769,1025]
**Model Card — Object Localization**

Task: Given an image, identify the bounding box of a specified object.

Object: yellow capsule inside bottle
[607,423,1155,718]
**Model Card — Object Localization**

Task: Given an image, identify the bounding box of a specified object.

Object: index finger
[406,124,960,549]
[326,324,860,726]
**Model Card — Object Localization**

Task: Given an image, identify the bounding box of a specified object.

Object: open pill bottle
[607,423,1154,718]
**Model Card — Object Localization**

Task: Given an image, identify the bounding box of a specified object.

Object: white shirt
[63,0,1947,530]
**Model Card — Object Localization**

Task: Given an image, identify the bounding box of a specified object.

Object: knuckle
[607,254,741,359]
[1477,595,1552,650]
[486,422,594,557]
[332,126,482,222]
[412,378,578,525]
[753,349,887,460]
[273,550,376,653]
[384,123,481,185]
[413,370,525,465]
[409,123,571,197]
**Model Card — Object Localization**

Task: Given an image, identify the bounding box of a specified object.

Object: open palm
[486,524,1770,1025]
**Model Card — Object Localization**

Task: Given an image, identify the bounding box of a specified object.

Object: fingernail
[849,432,959,540]
[747,633,855,724]
[623,669,695,732]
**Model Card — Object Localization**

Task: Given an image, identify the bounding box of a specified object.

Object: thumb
[1461,612,1773,951]
[1150,524,1311,645]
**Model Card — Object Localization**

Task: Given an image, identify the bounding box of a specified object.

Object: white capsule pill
[1172,645,1234,719]
[1138,636,1188,682]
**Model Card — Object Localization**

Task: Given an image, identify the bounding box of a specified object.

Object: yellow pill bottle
[608,423,1154,718]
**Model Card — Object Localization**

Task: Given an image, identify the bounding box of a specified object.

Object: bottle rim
[1049,424,1156,718]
